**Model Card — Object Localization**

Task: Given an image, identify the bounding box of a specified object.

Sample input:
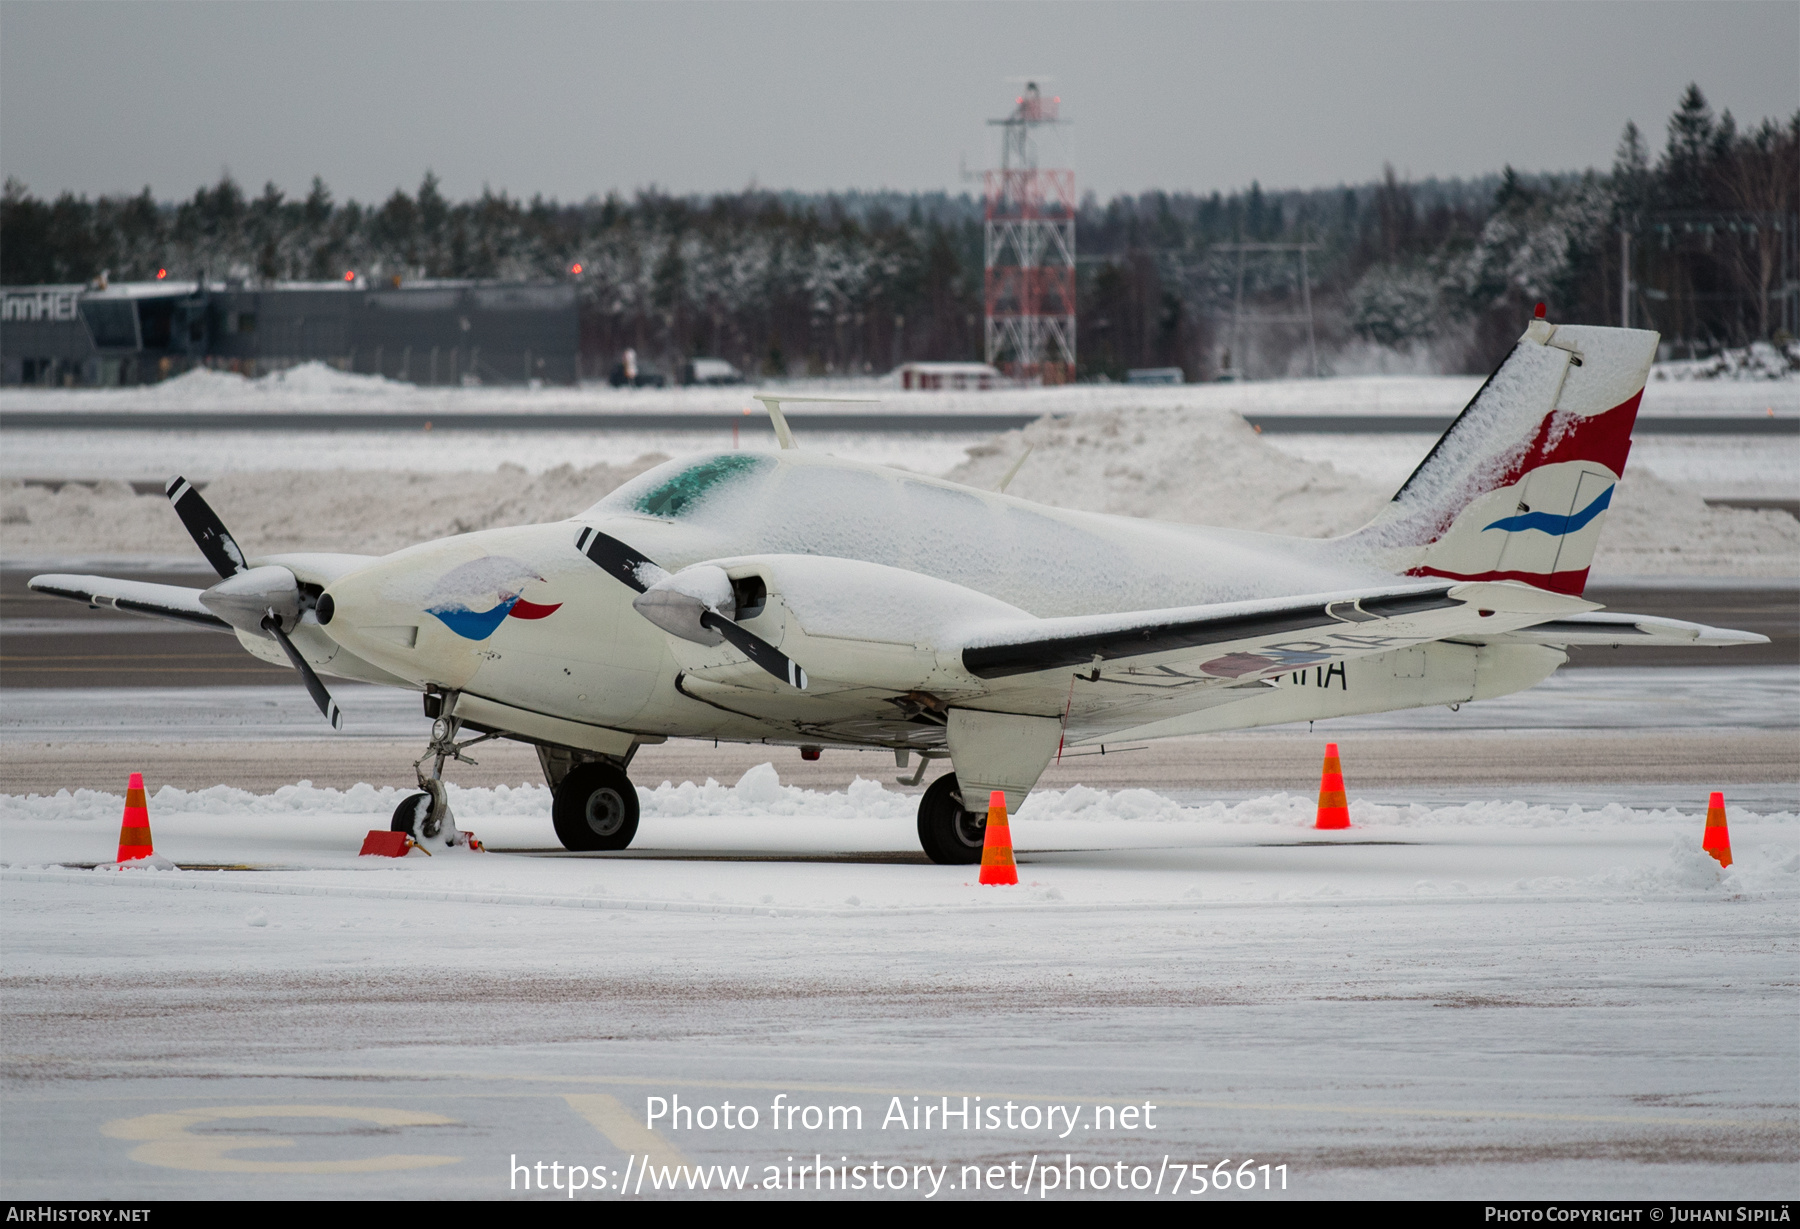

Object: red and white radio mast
[984,83,1075,385]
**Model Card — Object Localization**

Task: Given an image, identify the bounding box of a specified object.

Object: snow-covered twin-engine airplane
[32,312,1766,861]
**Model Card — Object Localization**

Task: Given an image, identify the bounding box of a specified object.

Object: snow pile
[1596,467,1800,576]
[0,779,546,822]
[8,768,1793,831]
[1512,835,1800,898]
[256,361,418,397]
[53,361,421,408]
[640,764,908,819]
[1651,340,1800,383]
[0,370,1485,418]
[3,403,1793,573]
[121,361,421,403]
[1,456,667,558]
[6,770,1793,904]
[1024,785,1798,829]
[941,403,1799,575]
[945,405,1388,537]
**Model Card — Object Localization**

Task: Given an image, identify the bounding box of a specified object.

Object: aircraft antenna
[750,393,880,449]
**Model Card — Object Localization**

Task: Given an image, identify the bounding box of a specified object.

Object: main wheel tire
[552,762,640,851]
[916,772,986,865]
[390,792,430,835]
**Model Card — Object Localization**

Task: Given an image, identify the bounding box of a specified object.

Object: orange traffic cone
[978,790,1018,885]
[1315,743,1350,830]
[1702,792,1732,868]
[117,772,154,862]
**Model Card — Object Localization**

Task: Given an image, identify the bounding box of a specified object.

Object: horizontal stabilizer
[1477,610,1770,648]
[27,574,229,631]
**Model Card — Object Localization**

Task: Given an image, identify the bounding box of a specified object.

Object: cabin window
[598,453,771,520]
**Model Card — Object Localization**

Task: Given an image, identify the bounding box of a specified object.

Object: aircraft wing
[658,551,1606,740]
[28,573,230,631]
[959,580,1591,683]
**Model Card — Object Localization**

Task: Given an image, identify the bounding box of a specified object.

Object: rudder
[1340,311,1658,595]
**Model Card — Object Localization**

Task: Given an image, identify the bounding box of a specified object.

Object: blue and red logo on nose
[423,556,562,641]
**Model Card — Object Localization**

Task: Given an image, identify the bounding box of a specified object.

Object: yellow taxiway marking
[563,1094,689,1168]
[101,1104,462,1174]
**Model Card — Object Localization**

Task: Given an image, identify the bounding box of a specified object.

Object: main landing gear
[916,773,986,866]
[550,761,640,852]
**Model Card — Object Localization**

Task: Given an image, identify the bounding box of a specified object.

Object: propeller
[576,525,808,690]
[165,475,249,577]
[165,475,345,730]
[262,611,344,730]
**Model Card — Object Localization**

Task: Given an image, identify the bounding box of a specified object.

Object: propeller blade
[166,476,248,578]
[701,610,809,690]
[576,526,664,593]
[261,612,344,731]
[577,526,807,690]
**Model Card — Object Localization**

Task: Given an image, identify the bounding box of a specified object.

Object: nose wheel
[551,762,641,851]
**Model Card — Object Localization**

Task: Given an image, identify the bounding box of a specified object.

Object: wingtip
[1694,629,1772,647]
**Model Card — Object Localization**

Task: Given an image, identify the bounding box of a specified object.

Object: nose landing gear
[391,709,499,850]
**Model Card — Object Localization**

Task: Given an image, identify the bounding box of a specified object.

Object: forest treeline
[3,85,1793,378]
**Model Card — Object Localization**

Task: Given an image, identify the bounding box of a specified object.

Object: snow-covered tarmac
[2,806,1794,1200]
[3,667,1796,1200]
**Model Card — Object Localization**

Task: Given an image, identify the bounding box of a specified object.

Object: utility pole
[1216,241,1320,379]
[1620,228,1631,329]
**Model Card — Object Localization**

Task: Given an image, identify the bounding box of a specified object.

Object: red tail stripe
[1409,565,1591,597]
[1407,391,1642,546]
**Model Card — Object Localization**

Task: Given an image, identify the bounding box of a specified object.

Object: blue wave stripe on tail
[1483,485,1613,536]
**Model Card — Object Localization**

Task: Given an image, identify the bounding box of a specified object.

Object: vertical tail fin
[1341,315,1659,595]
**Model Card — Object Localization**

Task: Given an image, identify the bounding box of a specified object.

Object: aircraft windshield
[588,453,772,520]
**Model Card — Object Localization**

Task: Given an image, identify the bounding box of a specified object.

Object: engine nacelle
[664,553,1030,692]
[633,563,735,646]
[198,565,301,637]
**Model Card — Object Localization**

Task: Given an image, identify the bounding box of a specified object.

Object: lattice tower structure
[984,84,1075,385]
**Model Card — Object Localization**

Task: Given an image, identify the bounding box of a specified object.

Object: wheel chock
[359,830,414,857]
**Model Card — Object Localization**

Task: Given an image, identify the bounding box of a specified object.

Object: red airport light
[344,271,356,282]
[156,269,167,279]
[570,262,583,275]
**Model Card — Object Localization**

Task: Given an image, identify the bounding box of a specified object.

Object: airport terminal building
[0,277,579,387]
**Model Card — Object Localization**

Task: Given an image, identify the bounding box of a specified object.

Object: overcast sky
[3,1,1795,206]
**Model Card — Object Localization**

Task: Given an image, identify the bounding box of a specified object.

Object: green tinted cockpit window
[625,453,770,519]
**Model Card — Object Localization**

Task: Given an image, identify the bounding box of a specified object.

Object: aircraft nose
[320,563,481,690]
